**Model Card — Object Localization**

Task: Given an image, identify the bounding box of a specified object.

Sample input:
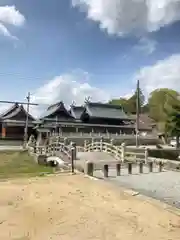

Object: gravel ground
[1,174,180,239]
[94,166,180,208]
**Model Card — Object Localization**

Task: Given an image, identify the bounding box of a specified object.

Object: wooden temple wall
[0,125,35,140]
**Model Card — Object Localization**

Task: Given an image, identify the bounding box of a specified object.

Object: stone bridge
[28,136,166,172]
[27,136,180,208]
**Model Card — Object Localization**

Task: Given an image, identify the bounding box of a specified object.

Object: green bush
[148,149,179,160]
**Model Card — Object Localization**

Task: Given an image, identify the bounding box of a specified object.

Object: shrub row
[148,149,179,161]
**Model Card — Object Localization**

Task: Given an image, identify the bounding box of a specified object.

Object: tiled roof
[84,102,133,120]
[0,103,19,118]
[1,105,35,121]
[69,106,84,119]
[40,101,74,120]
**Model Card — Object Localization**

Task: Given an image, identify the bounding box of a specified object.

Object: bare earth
[0,174,180,240]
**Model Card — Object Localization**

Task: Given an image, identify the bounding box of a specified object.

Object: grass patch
[0,151,54,179]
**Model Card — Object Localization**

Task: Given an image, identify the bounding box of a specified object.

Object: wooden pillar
[1,123,6,138]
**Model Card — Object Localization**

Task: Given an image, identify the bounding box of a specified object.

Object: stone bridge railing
[76,139,147,162]
[28,136,148,162]
[29,136,149,162]
[28,140,75,161]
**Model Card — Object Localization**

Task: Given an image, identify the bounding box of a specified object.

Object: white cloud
[72,0,180,36]
[0,5,25,39]
[0,71,133,118]
[135,54,180,95]
[30,72,111,117]
[134,37,157,55]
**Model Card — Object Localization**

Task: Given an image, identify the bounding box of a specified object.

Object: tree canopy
[109,87,180,136]
[148,88,179,122]
[109,84,145,114]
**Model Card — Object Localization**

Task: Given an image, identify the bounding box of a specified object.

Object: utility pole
[136,80,140,148]
[23,92,30,148]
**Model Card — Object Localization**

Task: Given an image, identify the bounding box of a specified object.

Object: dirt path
[0,173,180,240]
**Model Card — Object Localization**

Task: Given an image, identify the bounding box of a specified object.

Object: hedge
[148,149,179,161]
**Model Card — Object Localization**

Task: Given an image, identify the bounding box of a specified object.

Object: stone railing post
[100,137,103,151]
[103,164,109,178]
[52,130,55,137]
[159,161,163,172]
[115,146,119,159]
[33,145,36,154]
[91,138,94,150]
[52,144,55,156]
[139,162,143,173]
[64,137,67,146]
[86,162,94,176]
[110,138,114,155]
[148,162,153,172]
[84,140,87,151]
[145,147,149,164]
[121,142,126,162]
[116,163,121,176]
[128,162,132,174]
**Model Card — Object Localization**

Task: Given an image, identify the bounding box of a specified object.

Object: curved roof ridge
[47,101,64,111]
[0,103,19,118]
[40,101,74,119]
[2,104,35,121]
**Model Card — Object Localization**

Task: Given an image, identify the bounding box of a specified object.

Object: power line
[0,100,38,106]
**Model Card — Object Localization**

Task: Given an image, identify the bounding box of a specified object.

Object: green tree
[109,84,145,114]
[141,103,149,113]
[165,101,180,148]
[148,88,179,123]
[109,98,129,113]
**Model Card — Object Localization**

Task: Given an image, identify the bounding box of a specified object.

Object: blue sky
[1,0,180,114]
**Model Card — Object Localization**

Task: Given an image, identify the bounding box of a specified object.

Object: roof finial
[84,96,91,104]
[70,100,76,107]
